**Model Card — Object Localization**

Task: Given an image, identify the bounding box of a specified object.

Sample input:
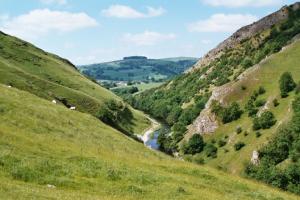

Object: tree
[279,72,296,98]
[183,134,205,155]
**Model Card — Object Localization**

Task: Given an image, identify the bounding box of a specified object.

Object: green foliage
[204,144,218,158]
[279,72,296,98]
[255,99,267,107]
[234,142,245,151]
[212,101,243,124]
[182,134,205,155]
[253,111,277,130]
[236,126,243,134]
[256,131,262,138]
[245,95,300,195]
[218,139,227,147]
[273,98,280,107]
[258,86,266,95]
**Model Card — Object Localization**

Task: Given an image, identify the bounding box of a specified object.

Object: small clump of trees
[253,111,277,130]
[279,72,296,98]
[211,101,243,124]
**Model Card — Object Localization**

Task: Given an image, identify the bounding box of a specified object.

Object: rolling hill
[78,56,198,82]
[0,31,150,136]
[0,84,298,200]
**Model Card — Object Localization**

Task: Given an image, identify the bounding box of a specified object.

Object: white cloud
[188,14,258,33]
[40,0,67,5]
[201,0,283,8]
[102,5,165,19]
[1,9,98,40]
[122,31,176,46]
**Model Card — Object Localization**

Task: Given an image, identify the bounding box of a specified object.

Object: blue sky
[0,0,297,64]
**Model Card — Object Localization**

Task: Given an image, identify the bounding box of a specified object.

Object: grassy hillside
[0,31,149,135]
[0,84,298,200]
[79,56,197,82]
[200,38,300,174]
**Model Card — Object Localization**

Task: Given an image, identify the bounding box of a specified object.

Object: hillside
[78,56,198,82]
[0,84,298,200]
[131,2,300,193]
[0,31,150,136]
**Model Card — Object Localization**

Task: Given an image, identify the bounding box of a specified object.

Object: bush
[258,86,266,95]
[193,154,205,164]
[255,99,266,107]
[241,85,247,90]
[212,102,243,124]
[182,134,205,155]
[273,98,279,107]
[204,144,218,158]
[236,126,243,134]
[253,111,277,130]
[279,72,296,98]
[244,131,249,136]
[256,131,262,138]
[218,139,227,147]
[234,142,245,151]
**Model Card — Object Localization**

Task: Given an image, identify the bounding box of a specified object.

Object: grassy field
[112,82,164,93]
[0,84,298,200]
[0,31,149,135]
[202,39,300,174]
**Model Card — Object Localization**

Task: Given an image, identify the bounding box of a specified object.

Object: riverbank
[137,116,161,149]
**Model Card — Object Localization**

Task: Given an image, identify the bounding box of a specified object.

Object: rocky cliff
[188,2,300,72]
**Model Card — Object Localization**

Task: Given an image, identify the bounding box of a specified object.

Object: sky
[0,0,297,65]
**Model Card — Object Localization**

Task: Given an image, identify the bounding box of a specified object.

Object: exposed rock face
[251,150,260,165]
[188,2,300,72]
[189,84,234,135]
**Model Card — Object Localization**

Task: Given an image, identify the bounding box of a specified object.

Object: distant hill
[78,57,198,82]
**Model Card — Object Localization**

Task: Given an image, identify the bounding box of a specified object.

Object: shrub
[193,154,205,164]
[244,131,249,136]
[241,85,247,90]
[183,134,205,155]
[258,86,266,95]
[273,98,279,107]
[236,126,243,134]
[256,131,262,138]
[234,142,245,151]
[255,99,266,107]
[241,58,253,69]
[204,144,218,158]
[253,111,277,130]
[279,72,296,98]
[296,82,300,94]
[218,139,227,147]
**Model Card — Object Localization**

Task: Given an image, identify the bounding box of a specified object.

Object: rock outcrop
[251,150,260,165]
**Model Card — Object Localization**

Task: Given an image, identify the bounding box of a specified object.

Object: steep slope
[189,37,300,174]
[0,31,149,135]
[132,2,300,154]
[79,56,197,82]
[0,84,298,200]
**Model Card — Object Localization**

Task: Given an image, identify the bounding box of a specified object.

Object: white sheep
[52,100,57,104]
[70,106,76,110]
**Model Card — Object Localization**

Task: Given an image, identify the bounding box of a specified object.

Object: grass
[112,82,164,93]
[0,84,298,200]
[202,40,300,174]
[0,31,149,135]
